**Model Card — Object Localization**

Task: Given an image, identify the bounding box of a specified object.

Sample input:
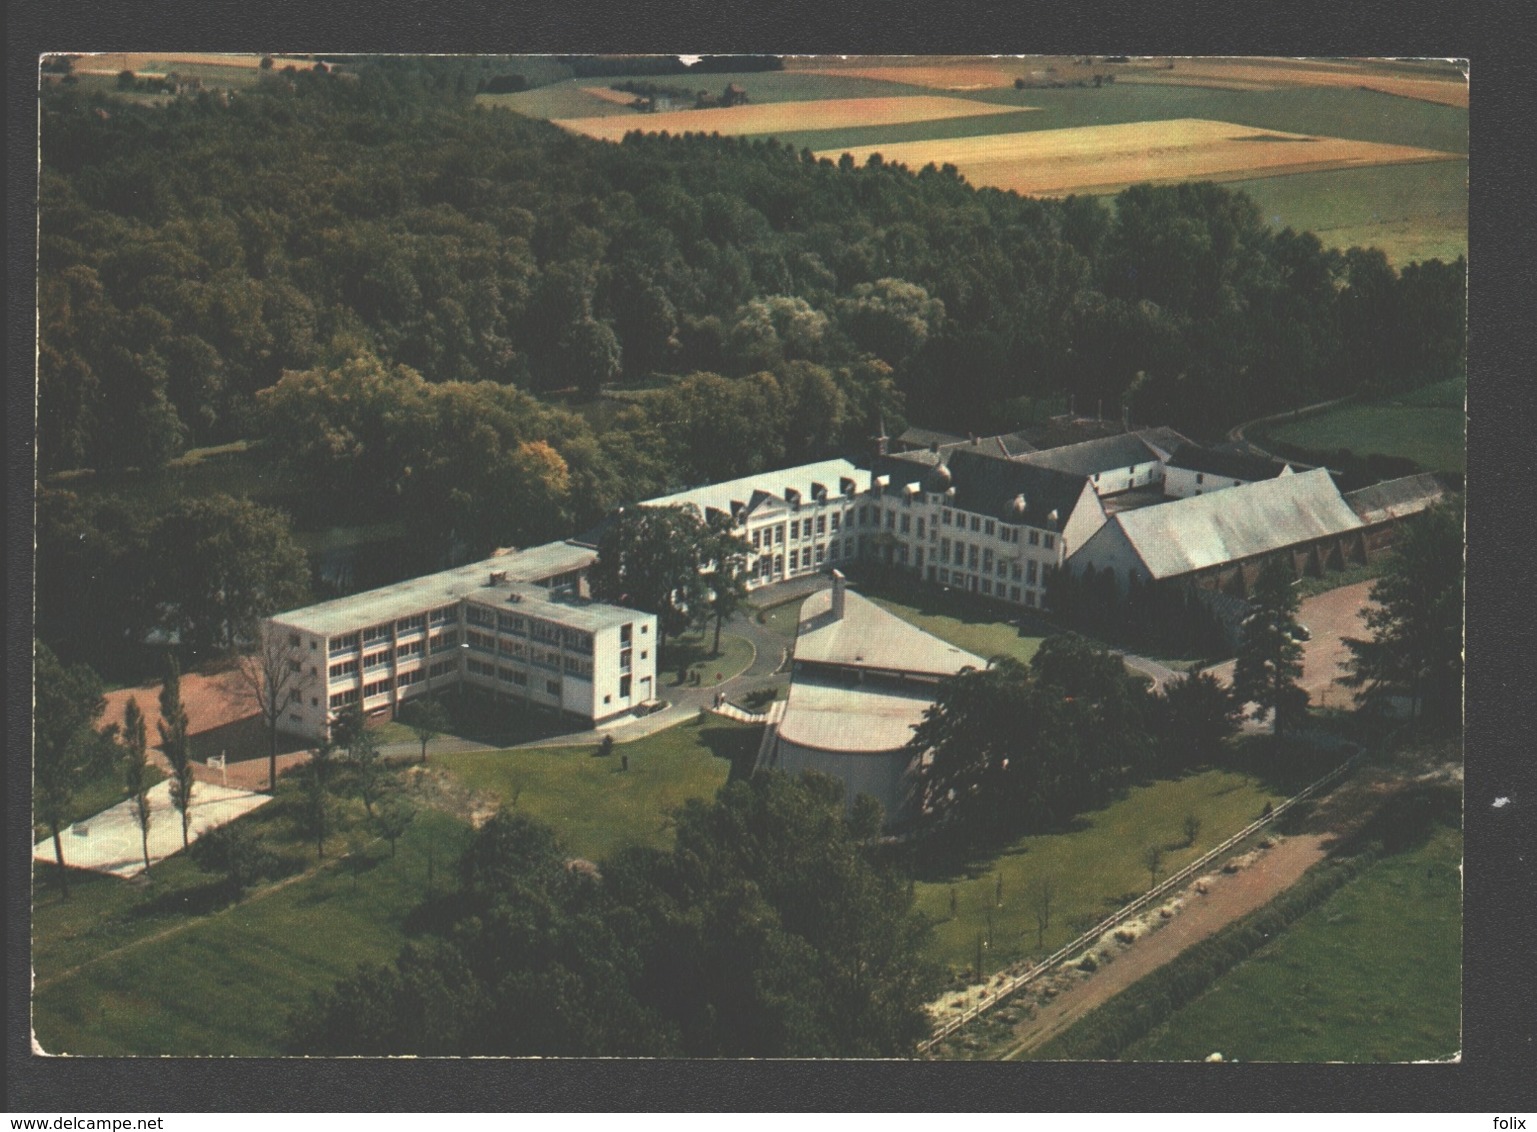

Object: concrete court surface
[33,780,273,879]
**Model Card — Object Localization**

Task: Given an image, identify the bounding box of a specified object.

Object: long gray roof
[1344,474,1449,525]
[269,541,598,636]
[1017,427,1191,478]
[641,458,869,522]
[1111,468,1364,579]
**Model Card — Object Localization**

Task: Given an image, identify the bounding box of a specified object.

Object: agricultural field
[1121,820,1462,1062]
[815,118,1462,198]
[553,95,1030,143]
[1259,376,1467,474]
[785,55,1467,108]
[914,768,1286,978]
[509,59,1464,265]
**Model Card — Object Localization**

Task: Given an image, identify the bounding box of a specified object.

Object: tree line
[39,62,1463,482]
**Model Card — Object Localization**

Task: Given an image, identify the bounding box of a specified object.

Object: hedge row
[1029,850,1379,1061]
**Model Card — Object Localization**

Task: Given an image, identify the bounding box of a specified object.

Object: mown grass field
[1261,377,1466,473]
[33,805,473,1056]
[1235,160,1468,264]
[914,769,1286,979]
[1121,822,1462,1062]
[663,630,756,688]
[432,717,751,860]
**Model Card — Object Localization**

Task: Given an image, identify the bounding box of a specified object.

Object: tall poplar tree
[1233,557,1308,738]
[159,657,196,848]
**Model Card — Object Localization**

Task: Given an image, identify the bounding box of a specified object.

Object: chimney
[489,570,508,586]
[970,433,978,446]
[830,569,846,621]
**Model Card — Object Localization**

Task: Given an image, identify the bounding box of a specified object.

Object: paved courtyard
[33,780,273,879]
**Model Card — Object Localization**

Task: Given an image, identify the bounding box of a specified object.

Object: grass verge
[663,630,755,688]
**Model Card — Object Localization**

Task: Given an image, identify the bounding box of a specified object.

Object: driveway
[1206,581,1374,714]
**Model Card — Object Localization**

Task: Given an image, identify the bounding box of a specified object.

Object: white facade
[642,459,872,589]
[1164,462,1292,499]
[264,542,656,744]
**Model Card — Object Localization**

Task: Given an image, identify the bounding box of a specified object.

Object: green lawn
[1122,822,1462,1062]
[432,717,752,860]
[662,630,755,688]
[916,769,1285,980]
[1235,160,1467,265]
[864,583,1049,667]
[1262,391,1465,474]
[32,806,473,1056]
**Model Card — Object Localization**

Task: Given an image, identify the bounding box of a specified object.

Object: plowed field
[553,95,1028,142]
[816,118,1462,196]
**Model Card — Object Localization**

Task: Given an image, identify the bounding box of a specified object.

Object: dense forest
[35,58,1465,673]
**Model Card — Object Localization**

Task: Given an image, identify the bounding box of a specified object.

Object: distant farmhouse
[266,418,1446,750]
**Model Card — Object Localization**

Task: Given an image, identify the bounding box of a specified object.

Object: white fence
[916,747,1364,1054]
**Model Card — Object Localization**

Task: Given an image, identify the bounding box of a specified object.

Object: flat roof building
[264,541,657,744]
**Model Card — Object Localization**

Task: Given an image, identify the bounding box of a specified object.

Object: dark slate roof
[874,448,1088,529]
[895,427,966,452]
[1166,443,1290,482]
[1343,474,1449,525]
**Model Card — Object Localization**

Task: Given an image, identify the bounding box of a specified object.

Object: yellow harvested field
[797,61,1031,90]
[553,95,1030,142]
[1121,59,1468,108]
[787,55,1467,108]
[581,85,647,106]
[70,52,312,74]
[815,119,1464,197]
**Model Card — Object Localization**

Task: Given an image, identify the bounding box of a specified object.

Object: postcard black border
[9,0,1535,1114]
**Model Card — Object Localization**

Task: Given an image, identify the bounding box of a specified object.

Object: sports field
[553,95,1028,143]
[815,118,1462,197]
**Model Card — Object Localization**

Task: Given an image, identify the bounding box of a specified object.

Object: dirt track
[981,759,1421,1060]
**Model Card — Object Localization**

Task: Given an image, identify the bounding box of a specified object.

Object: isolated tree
[1029,876,1054,948]
[34,643,111,897]
[1232,558,1307,737]
[349,727,387,819]
[159,657,196,849]
[1143,843,1164,888]
[701,515,752,654]
[303,739,338,860]
[122,696,154,875]
[1183,813,1202,848]
[239,624,313,793]
[590,504,713,649]
[375,795,418,858]
[402,697,450,765]
[1339,498,1463,725]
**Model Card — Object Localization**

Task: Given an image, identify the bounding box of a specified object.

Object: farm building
[1013,426,1190,495]
[1344,473,1452,554]
[263,540,657,744]
[755,571,984,825]
[1162,443,1295,499]
[1067,468,1368,595]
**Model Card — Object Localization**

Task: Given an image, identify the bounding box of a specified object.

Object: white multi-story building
[863,446,1108,608]
[264,541,657,744]
[640,459,873,588]
[1161,443,1294,499]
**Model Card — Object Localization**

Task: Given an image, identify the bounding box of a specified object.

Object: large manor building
[267,418,1445,745]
